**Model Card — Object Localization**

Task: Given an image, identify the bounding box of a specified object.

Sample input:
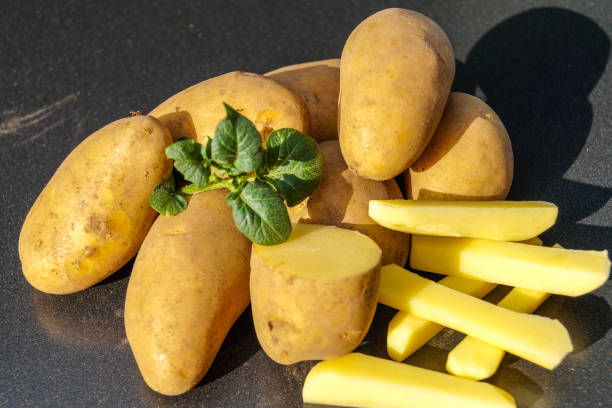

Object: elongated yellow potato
[302,353,516,408]
[379,264,573,369]
[265,59,340,141]
[369,200,557,241]
[411,235,610,296]
[150,71,310,142]
[250,224,381,364]
[339,8,455,180]
[19,116,172,294]
[387,277,496,362]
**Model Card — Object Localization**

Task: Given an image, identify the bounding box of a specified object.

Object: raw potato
[289,141,410,265]
[250,224,381,364]
[368,200,557,241]
[150,71,310,142]
[411,235,611,296]
[379,264,573,369]
[387,277,496,362]
[265,59,340,141]
[339,8,455,180]
[302,353,516,408]
[406,92,513,200]
[124,190,251,396]
[19,116,172,294]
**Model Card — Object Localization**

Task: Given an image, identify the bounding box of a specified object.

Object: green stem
[179,174,257,195]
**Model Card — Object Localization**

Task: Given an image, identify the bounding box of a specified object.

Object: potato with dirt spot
[265,59,340,141]
[125,189,251,396]
[150,71,310,142]
[19,115,172,294]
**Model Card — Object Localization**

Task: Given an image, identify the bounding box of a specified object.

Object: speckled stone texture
[1,1,610,407]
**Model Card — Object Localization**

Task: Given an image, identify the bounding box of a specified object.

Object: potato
[289,141,409,265]
[411,235,611,296]
[124,189,251,396]
[368,200,557,241]
[250,224,381,364]
[265,59,340,141]
[407,92,513,200]
[19,116,172,294]
[380,264,573,369]
[303,353,516,408]
[339,8,455,180]
[150,71,310,142]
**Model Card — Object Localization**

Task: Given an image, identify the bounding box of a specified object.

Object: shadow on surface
[490,365,543,408]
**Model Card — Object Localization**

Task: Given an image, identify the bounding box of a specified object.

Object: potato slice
[411,235,610,296]
[369,200,557,241]
[379,264,573,369]
[250,224,381,364]
[445,243,560,380]
[302,353,516,408]
[388,277,496,362]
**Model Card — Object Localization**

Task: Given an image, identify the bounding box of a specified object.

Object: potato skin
[124,190,251,396]
[406,92,514,200]
[150,71,310,142]
[250,245,380,365]
[289,141,410,266]
[339,8,455,180]
[265,59,340,141]
[19,116,172,294]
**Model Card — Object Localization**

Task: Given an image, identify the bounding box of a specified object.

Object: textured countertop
[1,1,610,407]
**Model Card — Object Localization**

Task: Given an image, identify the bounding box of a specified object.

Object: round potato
[19,116,172,294]
[339,8,455,180]
[265,59,340,141]
[407,92,514,200]
[125,189,251,396]
[150,71,310,142]
[289,140,410,266]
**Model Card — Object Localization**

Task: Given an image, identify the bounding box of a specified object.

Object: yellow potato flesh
[387,276,496,362]
[379,264,573,369]
[411,235,610,296]
[302,353,516,408]
[369,200,557,241]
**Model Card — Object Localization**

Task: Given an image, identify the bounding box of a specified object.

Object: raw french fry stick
[302,353,516,408]
[369,200,557,241]
[379,264,573,369]
[446,244,561,380]
[387,276,497,362]
[411,235,610,296]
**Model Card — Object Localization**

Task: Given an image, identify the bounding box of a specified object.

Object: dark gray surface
[1,1,610,407]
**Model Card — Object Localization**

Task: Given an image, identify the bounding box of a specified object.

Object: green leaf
[149,173,187,216]
[226,180,291,245]
[165,139,210,187]
[261,128,324,207]
[211,103,263,174]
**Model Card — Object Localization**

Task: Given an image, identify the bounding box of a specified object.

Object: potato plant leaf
[165,139,210,187]
[149,173,187,216]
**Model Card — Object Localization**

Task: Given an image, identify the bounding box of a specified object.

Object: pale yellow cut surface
[253,224,381,280]
[369,200,557,241]
[411,235,610,296]
[379,264,573,369]
[387,276,496,361]
[302,353,516,408]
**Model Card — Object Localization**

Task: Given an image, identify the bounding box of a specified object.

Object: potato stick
[302,353,516,408]
[379,264,573,369]
[369,200,557,241]
[446,244,561,380]
[411,235,610,296]
[387,276,496,362]
[518,236,542,246]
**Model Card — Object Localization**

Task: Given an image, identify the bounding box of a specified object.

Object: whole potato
[289,141,410,266]
[339,8,455,180]
[125,189,251,396]
[150,71,310,142]
[265,59,340,141]
[19,116,172,294]
[406,92,514,200]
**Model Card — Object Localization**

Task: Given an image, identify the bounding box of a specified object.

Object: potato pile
[18,6,610,407]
